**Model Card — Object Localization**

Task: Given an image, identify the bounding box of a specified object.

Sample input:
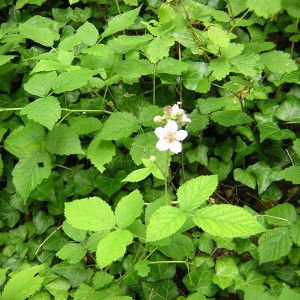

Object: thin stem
[226,0,241,43]
[290,18,298,58]
[153,63,156,105]
[228,9,250,33]
[164,151,170,205]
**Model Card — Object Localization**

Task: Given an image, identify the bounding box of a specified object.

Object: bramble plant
[0,0,300,299]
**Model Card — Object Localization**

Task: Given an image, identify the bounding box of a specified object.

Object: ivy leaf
[144,35,175,64]
[1,265,44,300]
[233,168,256,189]
[258,227,293,264]
[246,0,281,19]
[52,69,96,93]
[56,243,87,264]
[234,270,266,293]
[75,21,98,46]
[96,230,133,268]
[64,197,115,231]
[15,0,47,9]
[257,122,295,142]
[208,57,231,80]
[279,166,300,184]
[102,6,141,38]
[178,175,218,212]
[146,206,187,242]
[19,23,54,47]
[193,204,266,238]
[45,124,84,155]
[211,111,253,126]
[142,280,178,300]
[182,62,210,91]
[20,96,61,130]
[100,112,140,140]
[98,171,127,197]
[12,150,52,202]
[260,50,298,74]
[115,190,144,229]
[212,257,239,289]
[87,134,116,173]
[274,96,300,122]
[23,71,57,97]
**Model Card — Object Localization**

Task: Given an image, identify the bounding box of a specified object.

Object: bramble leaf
[64,197,115,231]
[115,190,144,229]
[122,168,151,183]
[96,230,133,268]
[20,96,61,130]
[193,204,266,238]
[178,175,218,212]
[56,243,87,264]
[146,206,187,242]
[258,227,293,264]
[208,58,231,80]
[75,21,98,46]
[246,0,281,19]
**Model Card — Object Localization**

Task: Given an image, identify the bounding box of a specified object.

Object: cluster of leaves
[0,0,299,299]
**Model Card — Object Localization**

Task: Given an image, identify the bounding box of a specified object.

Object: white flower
[178,113,191,125]
[154,120,188,154]
[171,104,185,117]
[154,115,164,123]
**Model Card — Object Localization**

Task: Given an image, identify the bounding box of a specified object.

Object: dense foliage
[0,0,299,299]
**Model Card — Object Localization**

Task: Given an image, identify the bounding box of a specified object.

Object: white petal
[169,141,182,154]
[156,139,170,151]
[171,104,179,116]
[154,127,166,139]
[165,120,178,132]
[175,130,188,141]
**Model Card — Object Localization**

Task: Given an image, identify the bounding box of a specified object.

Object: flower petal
[175,130,188,141]
[156,139,170,151]
[165,120,178,132]
[169,141,182,154]
[154,127,166,139]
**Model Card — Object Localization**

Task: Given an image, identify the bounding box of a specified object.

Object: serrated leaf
[108,34,153,54]
[96,230,133,268]
[69,116,102,135]
[212,257,239,289]
[156,57,188,75]
[260,50,297,74]
[122,168,151,183]
[290,220,300,247]
[56,243,87,264]
[207,26,230,48]
[102,6,141,38]
[178,175,218,212]
[20,96,61,130]
[144,35,175,64]
[65,197,115,231]
[146,206,187,242]
[265,203,297,227]
[2,265,44,300]
[75,21,98,46]
[193,204,266,238]
[23,71,57,97]
[142,158,164,180]
[45,124,83,155]
[115,190,144,229]
[208,57,231,80]
[62,221,87,242]
[275,96,300,122]
[279,166,300,184]
[182,62,210,91]
[0,55,14,66]
[246,0,281,19]
[100,112,140,140]
[12,150,52,202]
[258,227,293,264]
[87,134,116,173]
[135,260,150,277]
[230,52,262,77]
[211,111,253,126]
[52,69,96,93]
[19,23,54,47]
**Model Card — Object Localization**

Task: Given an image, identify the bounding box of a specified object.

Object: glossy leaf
[280,166,300,184]
[211,111,253,127]
[193,204,266,238]
[64,197,115,231]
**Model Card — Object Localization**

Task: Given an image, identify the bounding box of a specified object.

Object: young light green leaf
[102,6,141,38]
[246,0,281,19]
[230,52,262,77]
[20,96,61,130]
[178,175,218,212]
[12,150,52,202]
[75,21,99,46]
[258,227,293,264]
[122,168,151,183]
[146,206,187,242]
[45,124,83,155]
[56,243,87,264]
[19,23,54,47]
[208,57,231,80]
[115,190,144,229]
[0,55,15,66]
[87,134,116,173]
[99,112,140,140]
[62,221,87,242]
[134,260,150,277]
[211,111,253,126]
[96,230,133,268]
[15,0,47,9]
[193,204,266,238]
[279,166,300,184]
[207,26,230,49]
[265,203,297,227]
[68,116,102,135]
[1,265,44,300]
[142,158,164,180]
[212,257,239,289]
[260,50,297,74]
[156,57,188,75]
[52,69,96,93]
[64,197,115,231]
[23,71,57,97]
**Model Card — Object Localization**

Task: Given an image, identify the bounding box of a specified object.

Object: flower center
[166,131,176,142]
